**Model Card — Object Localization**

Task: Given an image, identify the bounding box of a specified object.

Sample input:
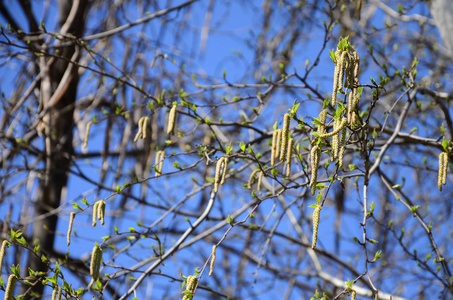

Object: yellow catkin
[348,91,353,124]
[439,152,444,191]
[332,49,341,106]
[83,121,92,149]
[4,274,16,300]
[142,116,149,139]
[220,158,228,185]
[89,245,102,287]
[280,114,290,162]
[183,275,198,300]
[275,129,281,161]
[52,286,58,300]
[353,50,360,81]
[257,170,263,196]
[167,103,177,135]
[312,205,322,249]
[214,157,225,193]
[247,169,261,190]
[338,127,347,171]
[97,200,106,225]
[317,109,327,136]
[134,117,145,142]
[0,240,8,277]
[92,201,99,227]
[286,138,293,177]
[319,117,347,139]
[271,129,279,166]
[209,245,217,276]
[67,212,75,246]
[331,118,341,161]
[337,51,347,91]
[155,151,165,177]
[442,152,448,186]
[351,289,357,300]
[310,145,321,195]
[56,286,62,300]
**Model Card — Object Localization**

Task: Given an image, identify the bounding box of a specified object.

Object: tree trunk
[24,1,89,298]
[428,0,453,55]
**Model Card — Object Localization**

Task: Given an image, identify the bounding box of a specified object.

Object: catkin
[134,117,145,142]
[257,170,263,196]
[275,129,281,161]
[317,109,327,136]
[338,127,347,171]
[337,51,347,91]
[348,91,353,124]
[155,151,165,177]
[52,286,60,300]
[220,158,228,185]
[319,117,347,139]
[286,138,293,177]
[331,118,341,161]
[248,169,261,190]
[439,152,448,191]
[214,157,225,193]
[89,245,102,287]
[209,245,217,276]
[351,289,357,300]
[310,145,321,195]
[312,205,322,249]
[142,116,149,139]
[280,114,290,162]
[92,201,99,227]
[97,200,106,225]
[0,240,8,277]
[271,129,279,166]
[67,212,75,246]
[183,275,198,300]
[332,49,341,106]
[439,152,445,191]
[83,121,92,149]
[167,103,177,135]
[4,274,16,300]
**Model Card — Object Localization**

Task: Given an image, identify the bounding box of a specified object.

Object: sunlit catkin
[4,274,16,300]
[442,152,448,186]
[67,212,75,246]
[142,116,149,139]
[310,145,321,195]
[134,116,145,142]
[332,49,341,106]
[83,121,92,149]
[311,205,322,249]
[439,152,445,191]
[248,169,261,190]
[286,138,293,177]
[257,170,263,196]
[280,114,290,162]
[271,129,279,166]
[275,129,281,161]
[337,51,347,91]
[338,127,347,171]
[0,240,8,277]
[167,103,177,135]
[214,157,225,193]
[348,91,353,124]
[92,201,99,227]
[155,151,165,177]
[52,286,62,300]
[89,245,102,287]
[97,200,106,225]
[209,245,217,276]
[317,109,327,136]
[351,289,357,300]
[220,158,228,185]
[331,118,341,161]
[319,117,347,139]
[183,275,198,300]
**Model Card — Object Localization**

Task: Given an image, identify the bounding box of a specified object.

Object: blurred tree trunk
[22,1,89,298]
[428,0,453,55]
